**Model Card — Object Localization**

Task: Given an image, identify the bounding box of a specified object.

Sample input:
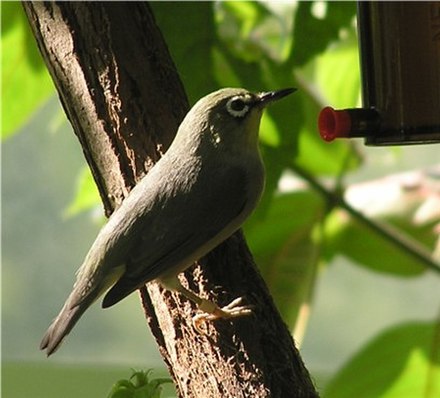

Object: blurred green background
[3,2,439,397]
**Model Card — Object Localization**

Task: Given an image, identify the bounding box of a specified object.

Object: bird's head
[176,87,296,153]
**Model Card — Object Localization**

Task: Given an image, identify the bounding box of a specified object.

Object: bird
[40,87,296,356]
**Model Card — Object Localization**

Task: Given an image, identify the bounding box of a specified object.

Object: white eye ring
[226,96,250,118]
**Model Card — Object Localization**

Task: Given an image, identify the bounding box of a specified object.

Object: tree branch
[24,2,318,397]
[291,163,440,275]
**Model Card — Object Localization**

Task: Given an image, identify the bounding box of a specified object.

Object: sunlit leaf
[245,190,324,327]
[289,1,356,67]
[259,112,281,147]
[315,37,361,108]
[107,369,172,398]
[324,322,440,398]
[216,1,292,62]
[2,3,54,139]
[323,209,427,276]
[64,167,100,218]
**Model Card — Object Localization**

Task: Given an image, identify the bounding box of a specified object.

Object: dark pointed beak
[257,88,297,107]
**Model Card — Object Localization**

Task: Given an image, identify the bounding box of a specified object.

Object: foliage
[107,369,172,398]
[325,321,440,398]
[4,1,440,397]
[63,166,101,218]
[1,2,54,139]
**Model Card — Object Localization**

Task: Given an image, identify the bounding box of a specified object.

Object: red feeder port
[318,107,352,141]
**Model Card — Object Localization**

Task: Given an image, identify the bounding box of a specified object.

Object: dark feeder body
[318,2,440,146]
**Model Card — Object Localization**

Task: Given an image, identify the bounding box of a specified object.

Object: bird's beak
[257,88,297,107]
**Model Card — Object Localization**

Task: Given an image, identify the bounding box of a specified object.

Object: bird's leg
[193,297,253,331]
[162,277,252,331]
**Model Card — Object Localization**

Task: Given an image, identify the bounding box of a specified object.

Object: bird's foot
[193,297,253,332]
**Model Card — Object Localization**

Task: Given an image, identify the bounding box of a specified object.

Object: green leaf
[289,1,356,67]
[107,369,172,398]
[245,190,324,327]
[2,3,55,139]
[107,380,135,398]
[314,37,361,108]
[324,321,440,398]
[323,209,426,276]
[64,167,101,218]
[216,1,292,63]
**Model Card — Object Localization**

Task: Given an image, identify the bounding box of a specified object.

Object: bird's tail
[40,263,126,356]
[40,293,94,356]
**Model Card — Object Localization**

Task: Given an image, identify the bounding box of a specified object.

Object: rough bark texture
[24,2,318,397]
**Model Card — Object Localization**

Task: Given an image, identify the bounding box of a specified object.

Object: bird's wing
[101,163,250,308]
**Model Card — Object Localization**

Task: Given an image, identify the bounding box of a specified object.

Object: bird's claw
[193,297,253,333]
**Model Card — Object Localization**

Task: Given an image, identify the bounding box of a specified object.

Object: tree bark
[24,2,318,397]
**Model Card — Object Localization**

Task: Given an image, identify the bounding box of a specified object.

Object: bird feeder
[318,2,440,146]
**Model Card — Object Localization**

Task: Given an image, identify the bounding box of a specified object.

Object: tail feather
[40,264,126,356]
[40,296,93,356]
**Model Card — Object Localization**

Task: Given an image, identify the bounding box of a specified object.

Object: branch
[291,163,440,275]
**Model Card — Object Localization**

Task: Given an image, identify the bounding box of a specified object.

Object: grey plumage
[40,87,294,355]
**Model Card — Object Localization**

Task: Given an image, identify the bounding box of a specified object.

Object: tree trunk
[23,2,318,397]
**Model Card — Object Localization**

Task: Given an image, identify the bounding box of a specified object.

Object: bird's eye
[226,97,250,118]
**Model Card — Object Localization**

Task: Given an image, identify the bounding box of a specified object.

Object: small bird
[40,87,295,355]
